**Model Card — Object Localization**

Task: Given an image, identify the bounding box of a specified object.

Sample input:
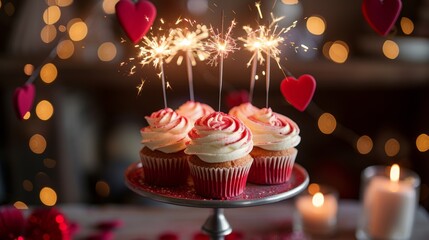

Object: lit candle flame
[390,164,400,182]
[312,192,324,208]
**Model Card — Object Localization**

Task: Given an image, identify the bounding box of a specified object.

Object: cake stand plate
[125,162,309,239]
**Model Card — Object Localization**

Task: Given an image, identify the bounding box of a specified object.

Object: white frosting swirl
[228,102,260,122]
[140,108,192,153]
[247,108,300,151]
[176,101,215,123]
[185,112,253,163]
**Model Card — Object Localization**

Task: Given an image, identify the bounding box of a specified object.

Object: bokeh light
[68,20,88,41]
[97,42,117,62]
[56,39,75,59]
[58,25,67,32]
[385,138,400,157]
[40,63,58,84]
[416,134,429,152]
[40,24,57,43]
[36,100,54,121]
[23,64,34,76]
[29,134,47,154]
[187,0,208,15]
[318,112,337,134]
[56,0,73,7]
[383,40,399,59]
[308,183,320,195]
[322,41,333,59]
[23,112,31,120]
[329,41,349,63]
[281,0,299,4]
[95,181,110,197]
[306,16,326,35]
[13,201,28,210]
[102,0,119,14]
[43,6,61,25]
[356,135,373,154]
[400,17,414,35]
[4,2,14,16]
[39,187,57,206]
[23,180,34,192]
[44,158,57,168]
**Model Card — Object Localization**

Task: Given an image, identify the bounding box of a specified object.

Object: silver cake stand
[125,162,309,240]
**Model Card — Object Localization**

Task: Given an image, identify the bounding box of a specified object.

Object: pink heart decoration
[362,0,402,36]
[280,74,316,112]
[13,83,35,120]
[115,0,157,44]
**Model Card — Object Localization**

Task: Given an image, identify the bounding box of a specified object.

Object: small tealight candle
[295,184,338,236]
[356,164,420,240]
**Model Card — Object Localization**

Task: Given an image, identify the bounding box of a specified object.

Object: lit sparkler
[139,33,175,108]
[206,19,239,110]
[170,24,209,101]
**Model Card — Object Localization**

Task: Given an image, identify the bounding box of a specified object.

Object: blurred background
[0,0,428,210]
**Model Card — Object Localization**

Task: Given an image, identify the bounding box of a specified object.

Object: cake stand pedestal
[125,162,309,240]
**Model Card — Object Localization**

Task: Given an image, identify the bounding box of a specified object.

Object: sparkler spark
[136,79,145,95]
[206,20,239,66]
[139,34,174,68]
[170,24,210,66]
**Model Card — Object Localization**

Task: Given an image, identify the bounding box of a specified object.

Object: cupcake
[228,102,260,121]
[140,108,193,187]
[185,112,253,199]
[176,101,215,123]
[244,108,300,184]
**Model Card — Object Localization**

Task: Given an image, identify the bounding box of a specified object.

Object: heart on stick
[115,0,157,44]
[13,83,35,120]
[280,74,316,112]
[362,0,402,36]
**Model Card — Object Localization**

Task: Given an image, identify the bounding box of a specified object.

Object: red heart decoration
[362,0,402,36]
[280,74,316,112]
[115,0,157,44]
[13,83,35,120]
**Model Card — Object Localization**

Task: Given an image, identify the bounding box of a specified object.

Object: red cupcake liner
[188,162,252,199]
[140,155,189,187]
[248,150,297,185]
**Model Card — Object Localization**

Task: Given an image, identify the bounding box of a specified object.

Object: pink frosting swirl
[140,108,192,153]
[247,108,300,151]
[185,112,253,163]
[176,101,215,123]
[228,102,260,122]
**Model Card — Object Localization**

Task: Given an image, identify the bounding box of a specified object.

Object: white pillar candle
[295,186,338,235]
[362,164,417,239]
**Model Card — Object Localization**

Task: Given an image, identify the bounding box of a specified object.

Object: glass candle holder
[356,165,420,240]
[294,184,339,237]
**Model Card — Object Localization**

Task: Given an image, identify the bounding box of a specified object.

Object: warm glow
[96,181,110,197]
[306,16,326,35]
[385,138,400,157]
[29,134,47,154]
[40,187,57,206]
[400,17,414,35]
[416,134,429,152]
[318,112,336,134]
[382,40,399,60]
[40,24,57,43]
[329,41,349,63]
[69,20,88,41]
[56,39,75,59]
[281,0,299,4]
[40,63,58,84]
[312,192,324,207]
[102,0,119,14]
[13,201,28,210]
[390,164,400,182]
[56,0,73,7]
[98,42,117,62]
[36,100,54,121]
[308,183,320,195]
[43,6,61,25]
[357,135,373,154]
[23,64,34,76]
[23,180,33,191]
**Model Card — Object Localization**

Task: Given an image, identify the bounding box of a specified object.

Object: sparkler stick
[265,48,270,108]
[159,59,167,108]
